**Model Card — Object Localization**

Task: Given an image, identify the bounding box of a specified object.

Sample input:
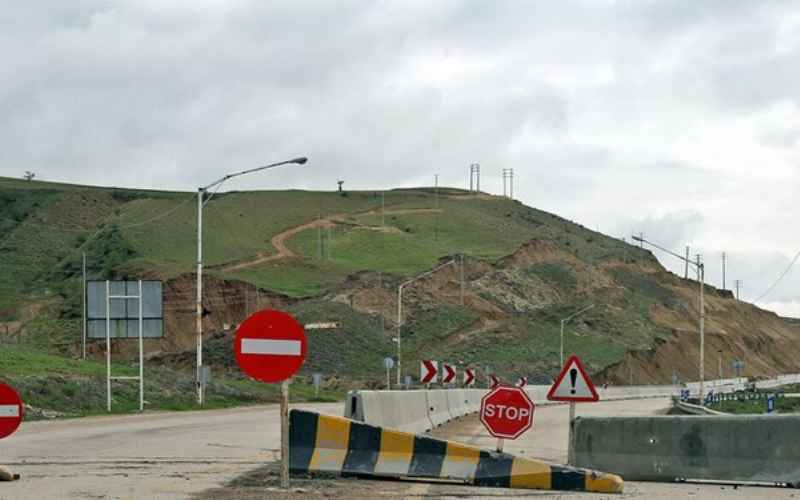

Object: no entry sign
[235,310,307,383]
[480,385,534,440]
[0,382,23,440]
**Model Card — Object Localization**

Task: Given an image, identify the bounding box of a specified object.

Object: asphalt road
[423,398,799,499]
[2,399,798,499]
[0,402,342,499]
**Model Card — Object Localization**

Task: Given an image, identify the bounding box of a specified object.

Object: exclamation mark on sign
[569,368,578,394]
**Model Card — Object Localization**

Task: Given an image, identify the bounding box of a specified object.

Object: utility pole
[381,191,385,227]
[434,174,439,241]
[639,233,644,249]
[469,163,481,192]
[317,214,323,260]
[685,246,690,279]
[633,234,706,402]
[460,255,465,306]
[722,252,726,290]
[695,254,702,280]
[735,280,742,300]
[502,168,514,199]
[327,225,333,260]
[700,261,705,401]
[717,349,723,379]
[82,252,87,360]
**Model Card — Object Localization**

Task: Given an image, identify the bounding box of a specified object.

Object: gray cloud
[3,1,800,314]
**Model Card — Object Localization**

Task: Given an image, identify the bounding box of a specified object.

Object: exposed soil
[191,464,419,500]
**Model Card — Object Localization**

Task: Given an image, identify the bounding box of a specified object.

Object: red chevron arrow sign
[420,360,438,384]
[463,368,475,387]
[516,376,528,387]
[489,374,500,389]
[442,363,456,384]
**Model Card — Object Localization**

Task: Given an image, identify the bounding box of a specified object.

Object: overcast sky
[2,1,800,315]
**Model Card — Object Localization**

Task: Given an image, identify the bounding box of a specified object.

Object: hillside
[1,175,800,404]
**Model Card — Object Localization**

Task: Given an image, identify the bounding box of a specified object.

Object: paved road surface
[0,403,341,499]
[422,398,798,499]
[2,399,797,499]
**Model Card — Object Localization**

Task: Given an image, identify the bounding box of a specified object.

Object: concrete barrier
[290,409,624,493]
[445,390,467,420]
[426,390,452,427]
[573,414,800,485]
[346,374,800,436]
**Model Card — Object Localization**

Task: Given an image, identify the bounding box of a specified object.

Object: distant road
[0,403,341,499]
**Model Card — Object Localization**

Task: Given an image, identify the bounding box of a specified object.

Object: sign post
[546,355,599,465]
[383,357,395,390]
[235,310,307,490]
[312,373,322,398]
[479,385,534,453]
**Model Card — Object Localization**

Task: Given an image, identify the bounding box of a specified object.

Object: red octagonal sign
[0,382,23,440]
[480,385,534,440]
[235,310,307,384]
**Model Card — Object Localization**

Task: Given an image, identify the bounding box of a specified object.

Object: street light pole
[396,259,458,386]
[633,234,706,402]
[700,261,705,400]
[196,157,308,405]
[560,304,594,367]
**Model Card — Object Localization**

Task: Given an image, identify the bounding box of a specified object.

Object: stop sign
[480,385,534,439]
[235,310,307,383]
[0,382,23,440]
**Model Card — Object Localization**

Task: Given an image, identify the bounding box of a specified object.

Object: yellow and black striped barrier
[289,409,623,493]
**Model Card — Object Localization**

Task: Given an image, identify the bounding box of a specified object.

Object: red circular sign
[0,382,23,440]
[479,385,534,439]
[234,310,307,383]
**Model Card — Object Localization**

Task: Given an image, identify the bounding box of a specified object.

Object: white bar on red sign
[242,339,302,356]
[0,405,20,417]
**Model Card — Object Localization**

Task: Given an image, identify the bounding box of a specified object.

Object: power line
[755,250,800,302]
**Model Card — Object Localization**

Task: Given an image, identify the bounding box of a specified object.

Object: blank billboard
[87,281,164,339]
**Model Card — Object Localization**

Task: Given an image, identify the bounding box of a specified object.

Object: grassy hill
[2,175,800,418]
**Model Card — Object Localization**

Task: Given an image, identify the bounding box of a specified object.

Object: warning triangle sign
[547,355,599,402]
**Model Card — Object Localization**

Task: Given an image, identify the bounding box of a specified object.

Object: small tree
[23,171,35,181]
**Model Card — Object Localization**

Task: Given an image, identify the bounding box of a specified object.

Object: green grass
[218,261,348,298]
[708,394,800,414]
[0,176,687,392]
[0,345,343,419]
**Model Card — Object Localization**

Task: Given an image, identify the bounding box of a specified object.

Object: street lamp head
[291,157,308,165]
[632,235,643,242]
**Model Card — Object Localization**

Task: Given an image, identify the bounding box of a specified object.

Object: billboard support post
[105,280,146,412]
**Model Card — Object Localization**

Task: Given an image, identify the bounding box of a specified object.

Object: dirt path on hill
[219,208,443,272]
[220,217,336,272]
